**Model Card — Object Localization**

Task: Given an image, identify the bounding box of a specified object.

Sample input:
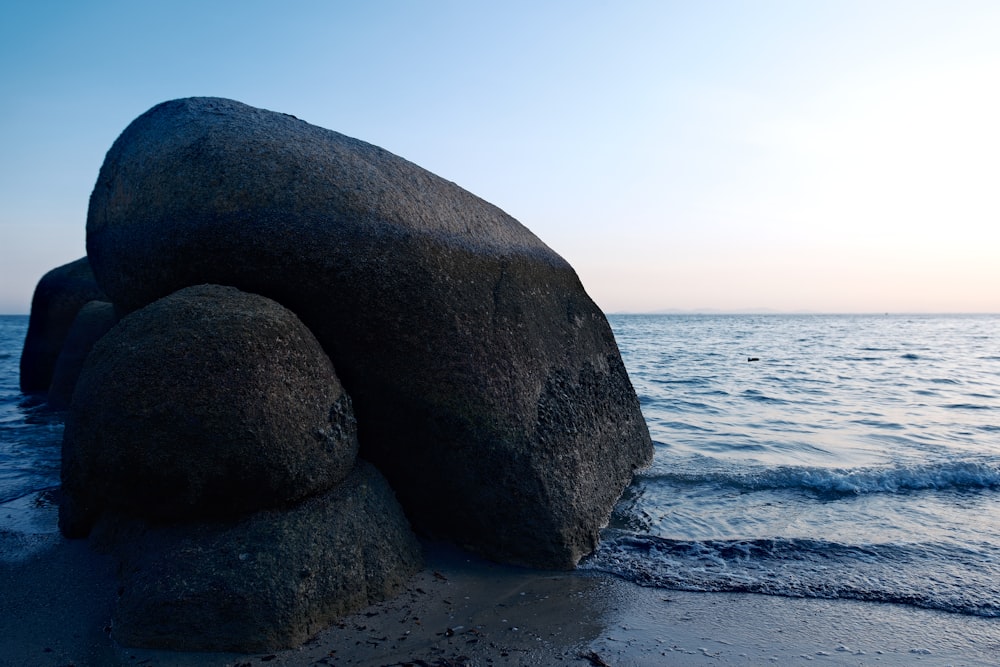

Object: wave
[741,389,788,404]
[639,460,1000,497]
[651,377,713,387]
[655,420,714,433]
[582,533,1000,618]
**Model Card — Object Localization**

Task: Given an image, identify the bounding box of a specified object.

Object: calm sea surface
[1,313,999,618]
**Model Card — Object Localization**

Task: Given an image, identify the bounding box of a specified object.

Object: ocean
[0,316,62,514]
[586,313,1000,619]
[1,313,999,620]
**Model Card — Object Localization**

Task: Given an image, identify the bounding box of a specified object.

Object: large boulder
[20,257,107,392]
[94,461,422,652]
[86,97,653,568]
[60,284,358,537]
[46,300,118,410]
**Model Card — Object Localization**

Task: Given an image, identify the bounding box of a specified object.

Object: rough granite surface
[92,461,422,652]
[85,97,652,568]
[60,284,358,536]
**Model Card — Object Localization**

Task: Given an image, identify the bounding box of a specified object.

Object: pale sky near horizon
[2,1,998,314]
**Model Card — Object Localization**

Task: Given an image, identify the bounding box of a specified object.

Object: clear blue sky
[3,0,998,314]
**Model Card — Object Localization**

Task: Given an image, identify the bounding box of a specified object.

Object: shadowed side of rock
[46,300,118,410]
[20,257,107,393]
[93,461,422,652]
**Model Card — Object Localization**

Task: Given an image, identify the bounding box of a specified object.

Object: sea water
[1,313,998,619]
[585,314,1000,619]
[0,316,62,508]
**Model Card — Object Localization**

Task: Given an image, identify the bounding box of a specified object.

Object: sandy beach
[2,499,998,667]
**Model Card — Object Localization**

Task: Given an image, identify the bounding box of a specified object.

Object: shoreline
[2,504,999,667]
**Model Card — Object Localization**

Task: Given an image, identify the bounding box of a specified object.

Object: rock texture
[20,257,107,393]
[93,461,422,652]
[85,97,653,568]
[60,285,357,537]
[46,300,118,410]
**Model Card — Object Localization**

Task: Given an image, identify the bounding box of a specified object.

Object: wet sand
[2,500,999,666]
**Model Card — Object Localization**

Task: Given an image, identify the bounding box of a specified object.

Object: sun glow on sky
[2,1,998,313]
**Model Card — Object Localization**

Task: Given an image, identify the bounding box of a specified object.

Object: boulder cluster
[21,97,653,652]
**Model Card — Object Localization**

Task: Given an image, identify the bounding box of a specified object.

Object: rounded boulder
[85,97,653,568]
[20,257,107,393]
[60,284,357,536]
[97,461,422,652]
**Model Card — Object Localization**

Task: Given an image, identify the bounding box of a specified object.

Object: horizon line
[5,309,1000,318]
[605,309,1000,316]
